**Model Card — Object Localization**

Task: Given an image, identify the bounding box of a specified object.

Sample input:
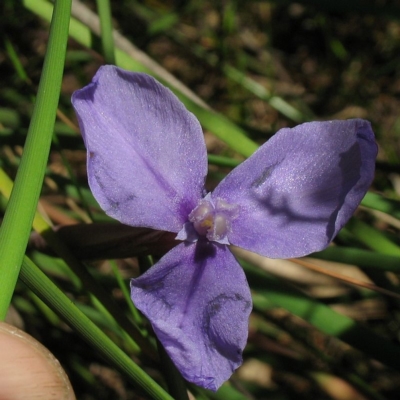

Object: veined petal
[212,119,377,258]
[130,242,252,391]
[72,66,207,232]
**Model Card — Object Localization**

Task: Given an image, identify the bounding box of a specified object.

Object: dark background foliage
[2,1,400,399]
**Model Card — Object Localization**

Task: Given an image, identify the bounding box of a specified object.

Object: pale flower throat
[177,194,239,245]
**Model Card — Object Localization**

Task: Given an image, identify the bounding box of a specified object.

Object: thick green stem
[0,0,71,319]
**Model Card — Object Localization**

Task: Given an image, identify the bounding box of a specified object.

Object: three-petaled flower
[72,65,377,391]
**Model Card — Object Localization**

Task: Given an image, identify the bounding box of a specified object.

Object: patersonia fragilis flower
[72,65,377,391]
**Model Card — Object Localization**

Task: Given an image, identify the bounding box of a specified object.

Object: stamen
[188,195,239,244]
[211,214,228,241]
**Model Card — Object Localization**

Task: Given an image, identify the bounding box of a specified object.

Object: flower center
[188,195,239,244]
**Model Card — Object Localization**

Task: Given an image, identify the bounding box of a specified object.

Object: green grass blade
[362,191,400,219]
[19,256,173,400]
[96,0,115,64]
[109,260,143,324]
[345,218,400,256]
[224,65,308,123]
[175,95,259,157]
[0,0,71,320]
[313,246,400,272]
[4,37,30,83]
[207,154,241,168]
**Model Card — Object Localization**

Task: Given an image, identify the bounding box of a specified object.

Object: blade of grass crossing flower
[95,0,115,64]
[19,256,173,400]
[0,0,71,320]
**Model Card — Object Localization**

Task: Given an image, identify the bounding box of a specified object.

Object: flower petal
[212,119,377,258]
[130,241,252,391]
[72,66,207,232]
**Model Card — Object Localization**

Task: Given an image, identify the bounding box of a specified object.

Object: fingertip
[0,321,76,400]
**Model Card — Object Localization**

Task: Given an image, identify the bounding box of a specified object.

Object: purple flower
[71,65,377,391]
